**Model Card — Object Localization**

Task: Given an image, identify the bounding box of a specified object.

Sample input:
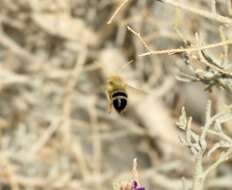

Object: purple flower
[131,180,145,190]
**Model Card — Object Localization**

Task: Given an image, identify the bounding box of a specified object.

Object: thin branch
[107,0,130,24]
[219,26,228,64]
[211,0,217,15]
[200,50,232,76]
[127,25,153,52]
[139,39,232,57]
[203,149,232,179]
[0,31,37,62]
[163,0,232,25]
[228,0,232,15]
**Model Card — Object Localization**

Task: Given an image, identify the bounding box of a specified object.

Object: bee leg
[108,102,113,113]
[105,90,112,113]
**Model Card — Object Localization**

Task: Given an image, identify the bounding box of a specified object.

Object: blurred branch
[107,0,130,24]
[0,31,37,63]
[162,0,232,25]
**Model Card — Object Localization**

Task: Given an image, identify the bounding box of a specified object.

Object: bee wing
[126,84,147,104]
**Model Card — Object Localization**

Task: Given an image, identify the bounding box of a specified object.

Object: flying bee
[106,75,128,113]
[105,74,146,113]
[98,48,147,113]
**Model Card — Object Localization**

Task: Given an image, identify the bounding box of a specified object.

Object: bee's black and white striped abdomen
[111,91,128,113]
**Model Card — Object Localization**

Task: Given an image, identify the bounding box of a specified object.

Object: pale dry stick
[197,148,232,190]
[0,31,37,63]
[97,109,146,135]
[204,149,232,179]
[150,76,174,98]
[192,154,204,190]
[0,160,19,190]
[71,141,91,178]
[190,102,232,190]
[116,24,127,46]
[0,172,112,190]
[195,33,232,76]
[181,177,189,190]
[61,46,87,143]
[162,0,232,25]
[185,116,193,145]
[48,172,71,189]
[207,142,230,158]
[199,101,212,152]
[132,158,139,183]
[195,32,208,70]
[144,162,232,189]
[228,0,232,15]
[177,110,204,190]
[127,25,153,53]
[182,115,205,190]
[207,129,232,144]
[2,16,26,30]
[0,29,53,75]
[116,4,148,46]
[28,119,59,157]
[200,53,232,76]
[129,1,147,78]
[145,30,180,42]
[36,46,89,179]
[89,97,102,175]
[107,0,130,24]
[211,0,217,15]
[121,9,179,42]
[174,9,189,45]
[5,175,20,190]
[11,175,48,188]
[94,130,137,141]
[143,169,191,190]
[61,47,90,179]
[121,8,149,26]
[139,39,232,57]
[129,5,147,79]
[0,67,29,85]
[208,175,232,189]
[219,26,228,64]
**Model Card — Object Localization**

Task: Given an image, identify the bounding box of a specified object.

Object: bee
[105,74,146,113]
[99,48,146,113]
[106,75,128,113]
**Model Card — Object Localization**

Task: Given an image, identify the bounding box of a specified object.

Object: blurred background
[0,0,232,190]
